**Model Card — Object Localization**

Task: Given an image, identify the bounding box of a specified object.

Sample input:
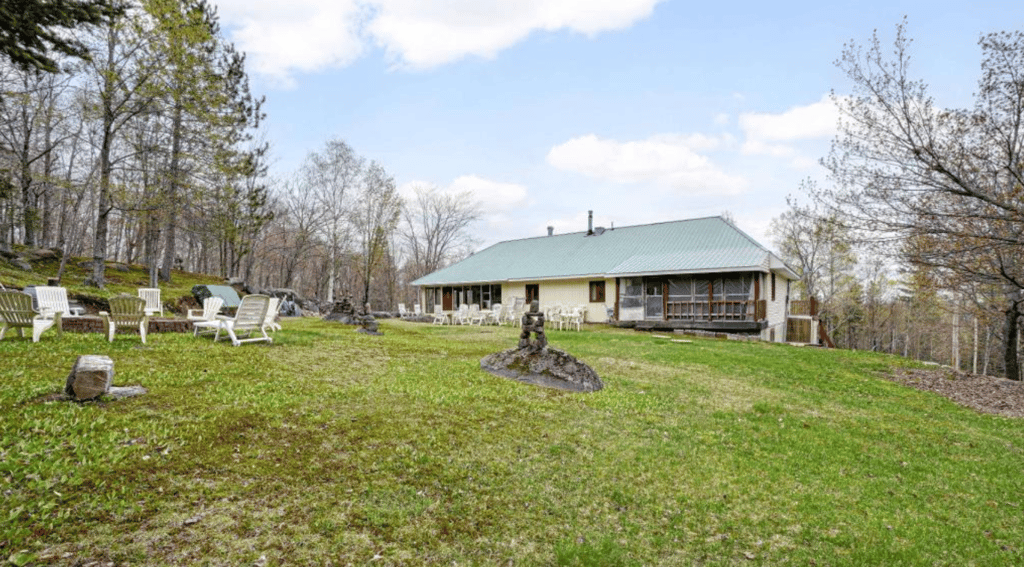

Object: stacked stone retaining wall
[61,317,194,334]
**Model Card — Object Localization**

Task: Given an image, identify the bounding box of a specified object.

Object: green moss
[1,248,222,313]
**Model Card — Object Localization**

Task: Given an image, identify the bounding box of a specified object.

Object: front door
[442,287,453,311]
[645,279,664,320]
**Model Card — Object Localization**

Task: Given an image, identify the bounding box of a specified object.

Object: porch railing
[665,299,767,322]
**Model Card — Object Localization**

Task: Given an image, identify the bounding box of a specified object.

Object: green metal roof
[411,216,795,286]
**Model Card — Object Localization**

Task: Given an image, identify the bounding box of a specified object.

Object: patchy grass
[1,320,1022,566]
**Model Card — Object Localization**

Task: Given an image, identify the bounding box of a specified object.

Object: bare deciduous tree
[351,162,400,309]
[819,20,1024,379]
[400,183,480,282]
[302,138,362,303]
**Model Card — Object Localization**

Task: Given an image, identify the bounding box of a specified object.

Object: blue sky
[212,0,1021,250]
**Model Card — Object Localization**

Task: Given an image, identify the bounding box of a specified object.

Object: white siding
[502,279,614,323]
[761,272,792,342]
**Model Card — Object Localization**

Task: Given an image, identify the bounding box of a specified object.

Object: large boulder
[480,347,603,392]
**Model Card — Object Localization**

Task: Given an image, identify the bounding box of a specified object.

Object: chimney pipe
[547,226,554,236]
[587,210,593,235]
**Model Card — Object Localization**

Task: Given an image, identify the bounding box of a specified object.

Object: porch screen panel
[621,278,643,308]
[692,278,710,319]
[724,276,751,319]
[711,279,725,318]
[667,277,693,319]
[619,278,644,321]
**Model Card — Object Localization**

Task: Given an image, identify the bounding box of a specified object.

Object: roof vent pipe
[547,226,554,236]
[587,210,593,235]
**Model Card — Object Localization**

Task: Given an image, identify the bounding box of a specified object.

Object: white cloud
[546,134,746,195]
[738,95,839,142]
[737,95,839,167]
[369,0,664,69]
[217,0,664,84]
[217,0,365,88]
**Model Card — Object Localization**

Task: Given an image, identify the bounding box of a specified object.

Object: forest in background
[0,0,480,312]
[2,8,1022,378]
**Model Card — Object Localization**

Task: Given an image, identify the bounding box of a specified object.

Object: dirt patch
[885,367,1024,418]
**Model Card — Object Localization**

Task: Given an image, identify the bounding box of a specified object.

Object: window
[771,273,776,302]
[525,284,539,305]
[589,281,605,302]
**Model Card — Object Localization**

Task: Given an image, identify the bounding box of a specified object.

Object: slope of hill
[1,245,222,313]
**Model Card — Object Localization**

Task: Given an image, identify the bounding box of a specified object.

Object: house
[411,215,799,341]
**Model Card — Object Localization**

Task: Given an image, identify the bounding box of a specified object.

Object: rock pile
[480,300,602,392]
[480,347,602,392]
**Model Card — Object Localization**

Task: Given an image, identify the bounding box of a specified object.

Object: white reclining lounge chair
[214,294,272,346]
[188,296,225,336]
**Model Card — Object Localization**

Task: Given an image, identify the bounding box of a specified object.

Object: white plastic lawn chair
[36,286,85,317]
[432,304,449,325]
[214,294,272,346]
[99,295,148,343]
[486,303,503,325]
[188,296,224,336]
[452,304,470,325]
[468,304,488,325]
[546,305,564,330]
[262,297,281,333]
[562,306,583,331]
[138,288,163,317]
[398,303,409,318]
[510,297,526,327]
[413,304,422,317]
[0,290,61,342]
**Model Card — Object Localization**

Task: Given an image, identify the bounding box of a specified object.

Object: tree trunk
[951,297,960,370]
[972,314,979,375]
[1005,300,1021,381]
[89,27,119,289]
[160,102,183,282]
[19,125,37,247]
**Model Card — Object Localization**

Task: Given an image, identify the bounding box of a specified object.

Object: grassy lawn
[1,319,1022,566]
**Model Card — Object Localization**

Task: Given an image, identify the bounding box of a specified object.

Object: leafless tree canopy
[792,20,1024,379]
[1,1,481,313]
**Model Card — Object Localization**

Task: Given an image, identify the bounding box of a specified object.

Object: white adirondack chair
[432,304,449,325]
[138,288,163,317]
[0,290,61,342]
[398,303,409,318]
[214,294,272,346]
[413,304,422,317]
[36,286,84,317]
[99,295,148,343]
[188,296,224,336]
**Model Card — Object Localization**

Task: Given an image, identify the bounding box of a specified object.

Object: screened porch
[618,274,767,325]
